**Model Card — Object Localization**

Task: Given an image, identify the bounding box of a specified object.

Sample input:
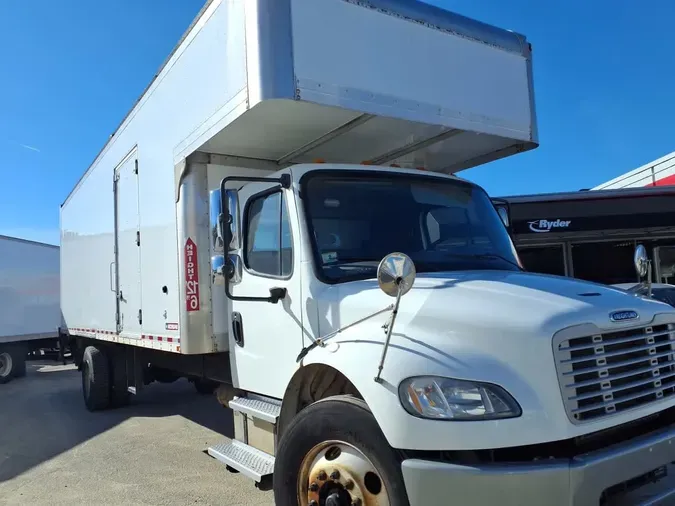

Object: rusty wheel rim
[297,440,390,506]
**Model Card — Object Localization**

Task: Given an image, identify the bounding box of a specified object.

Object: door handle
[232,312,244,347]
[110,262,116,292]
[269,287,287,304]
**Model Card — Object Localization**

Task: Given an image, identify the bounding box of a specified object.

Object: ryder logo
[528,219,571,233]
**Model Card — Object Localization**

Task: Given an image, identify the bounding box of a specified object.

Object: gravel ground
[0,361,273,506]
[1,360,674,505]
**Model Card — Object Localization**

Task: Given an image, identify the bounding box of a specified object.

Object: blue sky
[1,0,674,245]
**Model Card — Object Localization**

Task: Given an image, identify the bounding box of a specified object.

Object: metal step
[208,440,275,482]
[229,395,281,423]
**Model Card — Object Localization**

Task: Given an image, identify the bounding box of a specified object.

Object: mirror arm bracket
[374,281,404,383]
[295,304,395,363]
[219,173,291,198]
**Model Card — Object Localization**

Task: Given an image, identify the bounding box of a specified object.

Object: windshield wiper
[438,252,524,271]
[332,257,378,264]
[473,253,524,271]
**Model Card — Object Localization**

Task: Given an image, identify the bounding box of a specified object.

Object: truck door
[228,181,303,399]
[113,149,143,336]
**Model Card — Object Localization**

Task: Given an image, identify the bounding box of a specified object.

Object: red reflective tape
[184,238,200,312]
[157,336,163,342]
[648,173,675,187]
[167,337,173,343]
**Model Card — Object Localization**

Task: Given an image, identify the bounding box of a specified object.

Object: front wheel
[273,395,409,506]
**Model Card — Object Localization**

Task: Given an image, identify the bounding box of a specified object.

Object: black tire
[110,350,130,408]
[273,395,409,506]
[0,349,14,384]
[11,347,27,378]
[193,379,218,395]
[82,346,111,411]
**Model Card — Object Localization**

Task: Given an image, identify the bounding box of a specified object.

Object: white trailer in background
[0,235,63,383]
[61,0,675,504]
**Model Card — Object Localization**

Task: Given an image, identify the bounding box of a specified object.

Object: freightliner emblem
[609,310,639,323]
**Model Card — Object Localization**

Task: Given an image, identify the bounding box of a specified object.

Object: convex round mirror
[377,252,416,297]
[634,244,649,279]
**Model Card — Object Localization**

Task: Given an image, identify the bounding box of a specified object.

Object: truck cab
[210,162,675,506]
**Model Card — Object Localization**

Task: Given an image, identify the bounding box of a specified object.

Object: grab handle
[110,262,116,292]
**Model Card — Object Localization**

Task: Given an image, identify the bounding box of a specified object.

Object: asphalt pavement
[0,361,274,506]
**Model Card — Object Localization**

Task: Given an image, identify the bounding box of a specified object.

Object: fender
[278,315,457,450]
[278,315,565,452]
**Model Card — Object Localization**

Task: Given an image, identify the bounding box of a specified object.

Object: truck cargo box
[61,0,538,354]
[0,235,61,344]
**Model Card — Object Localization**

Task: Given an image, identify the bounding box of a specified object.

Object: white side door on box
[229,182,304,398]
[113,149,143,336]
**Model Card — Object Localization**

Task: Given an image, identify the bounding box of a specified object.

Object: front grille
[554,323,675,423]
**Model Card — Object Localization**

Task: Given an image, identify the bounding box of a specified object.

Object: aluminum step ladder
[207,395,281,488]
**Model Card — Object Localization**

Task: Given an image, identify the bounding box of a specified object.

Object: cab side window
[245,191,293,277]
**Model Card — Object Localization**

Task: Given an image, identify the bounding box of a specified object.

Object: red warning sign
[185,238,200,312]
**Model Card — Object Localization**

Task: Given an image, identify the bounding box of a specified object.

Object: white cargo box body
[0,236,61,344]
[61,0,537,354]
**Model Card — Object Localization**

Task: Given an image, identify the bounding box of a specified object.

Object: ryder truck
[61,0,675,504]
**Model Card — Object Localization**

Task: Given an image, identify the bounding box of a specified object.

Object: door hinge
[138,309,143,325]
[134,159,139,175]
[136,231,140,246]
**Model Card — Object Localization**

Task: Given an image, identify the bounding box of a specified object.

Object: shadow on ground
[0,360,234,484]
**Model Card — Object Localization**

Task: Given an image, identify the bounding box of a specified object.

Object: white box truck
[1,235,63,383]
[61,0,675,504]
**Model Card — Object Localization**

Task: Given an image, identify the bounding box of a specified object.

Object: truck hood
[312,270,675,451]
[318,270,675,339]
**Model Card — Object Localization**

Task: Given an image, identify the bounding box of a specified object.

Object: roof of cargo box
[64,0,535,206]
[107,0,531,139]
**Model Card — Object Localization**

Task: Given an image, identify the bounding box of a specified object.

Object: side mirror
[211,254,242,286]
[374,252,416,383]
[377,252,416,298]
[209,189,225,253]
[212,188,241,253]
[211,189,243,289]
[634,244,649,279]
[497,206,510,228]
[631,244,653,298]
[224,189,241,251]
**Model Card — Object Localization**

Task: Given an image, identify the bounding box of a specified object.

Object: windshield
[303,172,521,283]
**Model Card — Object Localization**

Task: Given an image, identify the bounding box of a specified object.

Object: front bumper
[401,423,675,506]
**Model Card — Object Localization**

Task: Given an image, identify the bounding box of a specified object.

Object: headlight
[398,376,521,420]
